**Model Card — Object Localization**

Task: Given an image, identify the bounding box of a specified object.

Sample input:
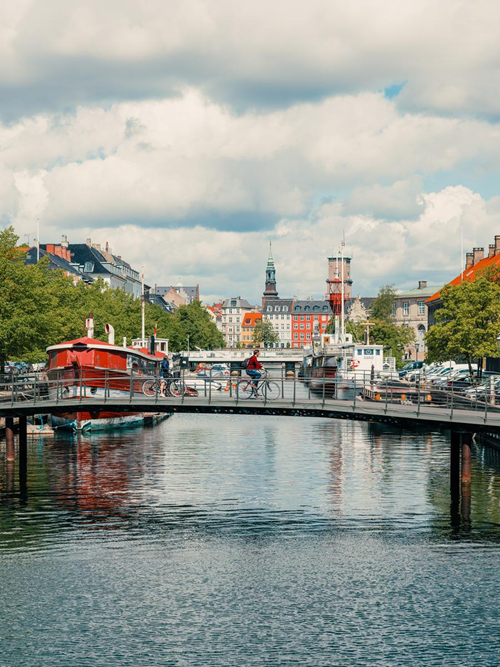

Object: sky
[2,0,500,304]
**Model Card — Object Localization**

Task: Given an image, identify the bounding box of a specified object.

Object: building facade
[39,237,146,297]
[221,297,254,347]
[393,280,441,361]
[154,283,200,305]
[291,299,331,349]
[241,312,262,347]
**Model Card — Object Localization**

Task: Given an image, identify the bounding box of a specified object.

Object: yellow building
[241,313,262,348]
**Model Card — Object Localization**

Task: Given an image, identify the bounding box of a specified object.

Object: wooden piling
[5,416,15,462]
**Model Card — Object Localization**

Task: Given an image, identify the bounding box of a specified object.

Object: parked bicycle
[236,371,280,401]
[142,376,186,398]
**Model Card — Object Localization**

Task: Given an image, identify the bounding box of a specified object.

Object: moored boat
[46,321,169,432]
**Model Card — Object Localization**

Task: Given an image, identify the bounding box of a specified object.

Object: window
[294,333,298,340]
[323,306,328,311]
[300,323,304,329]
[313,305,319,311]
[300,333,304,339]
[304,306,310,312]
[275,306,280,311]
[294,323,298,329]
[392,303,397,317]
[357,349,362,356]
[84,261,94,273]
[267,306,272,312]
[229,317,232,323]
[295,306,301,311]
[376,349,381,355]
[306,332,311,339]
[418,301,425,315]
[231,300,236,307]
[403,302,409,316]
[283,306,288,312]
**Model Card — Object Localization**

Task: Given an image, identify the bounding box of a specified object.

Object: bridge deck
[2,394,500,433]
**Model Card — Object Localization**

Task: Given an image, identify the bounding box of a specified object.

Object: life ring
[350,359,360,369]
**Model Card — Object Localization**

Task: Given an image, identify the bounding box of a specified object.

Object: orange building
[241,312,262,348]
[426,236,500,326]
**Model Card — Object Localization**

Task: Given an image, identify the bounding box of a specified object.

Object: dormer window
[84,261,94,273]
[304,306,310,312]
[295,306,301,311]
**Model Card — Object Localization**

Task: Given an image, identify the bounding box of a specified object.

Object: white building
[221,297,255,347]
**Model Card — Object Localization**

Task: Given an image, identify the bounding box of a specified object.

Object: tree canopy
[0,227,223,363]
[426,276,500,377]
[253,317,280,347]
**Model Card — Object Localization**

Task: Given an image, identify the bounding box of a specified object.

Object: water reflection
[1,416,500,552]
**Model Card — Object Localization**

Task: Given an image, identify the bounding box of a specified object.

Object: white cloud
[2,0,500,118]
[2,90,500,237]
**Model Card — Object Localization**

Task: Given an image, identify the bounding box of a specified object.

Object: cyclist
[160,355,170,396]
[246,348,264,397]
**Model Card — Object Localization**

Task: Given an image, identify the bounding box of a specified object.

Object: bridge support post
[19,415,27,482]
[461,432,472,527]
[450,430,461,526]
[5,416,15,462]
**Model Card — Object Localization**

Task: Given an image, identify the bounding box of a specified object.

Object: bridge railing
[2,369,500,426]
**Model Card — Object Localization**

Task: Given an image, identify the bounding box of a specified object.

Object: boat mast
[340,239,345,343]
[141,267,145,344]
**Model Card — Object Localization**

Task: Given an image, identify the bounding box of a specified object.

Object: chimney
[489,244,495,258]
[495,235,500,255]
[54,246,63,258]
[465,252,473,269]
[473,247,484,264]
[86,237,91,246]
[418,280,427,289]
[105,241,109,252]
[46,244,55,254]
[65,249,71,262]
[61,234,68,248]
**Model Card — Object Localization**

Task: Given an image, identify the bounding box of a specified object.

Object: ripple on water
[0,415,499,666]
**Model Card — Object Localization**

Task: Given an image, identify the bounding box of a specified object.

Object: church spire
[267,241,274,267]
[263,240,278,301]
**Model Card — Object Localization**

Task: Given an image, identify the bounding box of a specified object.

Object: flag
[153,324,157,336]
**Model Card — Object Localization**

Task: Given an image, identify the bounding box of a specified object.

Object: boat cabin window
[364,348,374,356]
[357,349,362,355]
[376,349,381,355]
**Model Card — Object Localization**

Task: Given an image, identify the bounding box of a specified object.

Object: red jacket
[247,354,263,370]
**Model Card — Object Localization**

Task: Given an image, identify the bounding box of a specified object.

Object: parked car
[398,361,424,379]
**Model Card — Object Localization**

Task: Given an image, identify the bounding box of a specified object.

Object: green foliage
[0,227,223,363]
[370,285,397,321]
[253,317,280,347]
[426,277,500,376]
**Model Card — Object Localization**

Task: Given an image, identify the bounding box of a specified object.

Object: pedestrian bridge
[2,390,500,434]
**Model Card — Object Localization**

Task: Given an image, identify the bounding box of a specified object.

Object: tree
[370,285,397,321]
[0,226,224,362]
[253,317,279,347]
[426,277,500,379]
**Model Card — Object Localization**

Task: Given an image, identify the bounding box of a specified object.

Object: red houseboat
[46,330,167,432]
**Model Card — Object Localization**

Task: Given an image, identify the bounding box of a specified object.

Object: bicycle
[236,371,280,401]
[142,376,186,398]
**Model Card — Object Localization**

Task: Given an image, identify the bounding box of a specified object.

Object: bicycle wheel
[142,379,157,396]
[237,379,253,399]
[167,379,185,397]
[263,381,280,401]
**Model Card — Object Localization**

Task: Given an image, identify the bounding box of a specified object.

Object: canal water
[1,415,499,666]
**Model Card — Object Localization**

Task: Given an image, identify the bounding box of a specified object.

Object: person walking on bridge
[246,348,264,397]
